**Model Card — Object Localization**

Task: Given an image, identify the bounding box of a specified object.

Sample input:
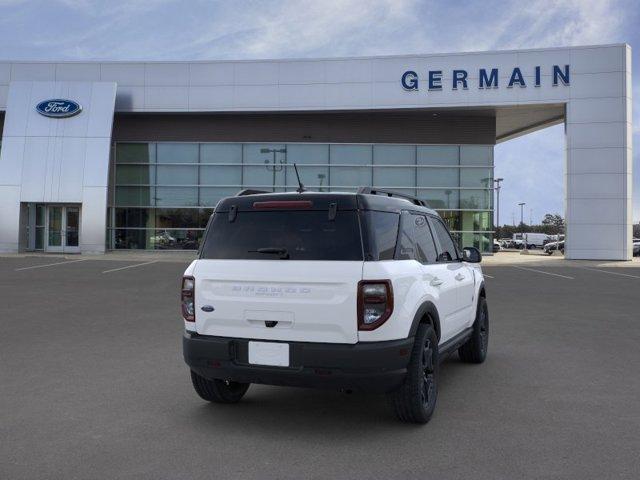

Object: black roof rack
[236,189,271,196]
[357,187,429,208]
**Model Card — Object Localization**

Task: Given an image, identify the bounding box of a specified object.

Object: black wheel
[190,370,250,403]
[387,323,438,424]
[458,297,489,363]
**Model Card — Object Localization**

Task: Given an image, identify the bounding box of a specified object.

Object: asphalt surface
[1,257,640,479]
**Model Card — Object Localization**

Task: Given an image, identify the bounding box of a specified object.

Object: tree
[542,214,564,229]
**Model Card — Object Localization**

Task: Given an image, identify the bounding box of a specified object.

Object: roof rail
[357,187,429,207]
[236,189,271,196]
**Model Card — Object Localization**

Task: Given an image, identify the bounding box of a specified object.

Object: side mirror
[462,246,482,263]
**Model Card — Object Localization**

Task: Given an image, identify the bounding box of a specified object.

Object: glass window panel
[460,168,493,188]
[35,227,44,250]
[151,229,203,250]
[460,189,492,209]
[198,209,215,228]
[329,166,371,189]
[116,143,155,164]
[438,211,461,232]
[155,187,198,207]
[116,165,155,185]
[113,229,152,249]
[156,165,198,185]
[460,211,492,231]
[417,146,459,165]
[417,189,459,210]
[200,144,242,164]
[286,144,329,190]
[373,167,414,189]
[430,217,459,261]
[36,205,45,226]
[199,166,242,186]
[330,144,372,165]
[200,187,240,207]
[155,209,200,229]
[115,186,155,207]
[460,232,492,253]
[417,167,459,188]
[287,144,329,165]
[460,145,493,165]
[157,143,199,164]
[115,208,155,228]
[243,144,286,190]
[373,145,415,165]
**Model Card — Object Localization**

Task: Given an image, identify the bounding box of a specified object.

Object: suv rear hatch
[194,195,363,344]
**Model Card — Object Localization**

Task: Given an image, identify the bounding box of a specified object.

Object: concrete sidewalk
[483,250,640,268]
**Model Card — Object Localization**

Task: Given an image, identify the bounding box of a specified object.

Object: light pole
[261,147,287,192]
[494,178,503,228]
[518,202,527,253]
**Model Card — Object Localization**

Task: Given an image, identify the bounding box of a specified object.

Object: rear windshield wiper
[249,247,290,259]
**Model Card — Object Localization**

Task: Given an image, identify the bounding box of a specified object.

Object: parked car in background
[633,238,640,257]
[492,240,501,253]
[513,232,552,249]
[544,240,565,255]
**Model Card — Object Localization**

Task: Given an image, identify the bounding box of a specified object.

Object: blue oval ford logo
[36,99,82,118]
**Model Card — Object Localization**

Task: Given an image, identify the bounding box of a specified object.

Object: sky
[0,0,638,225]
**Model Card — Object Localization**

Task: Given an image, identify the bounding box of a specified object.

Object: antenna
[293,163,306,193]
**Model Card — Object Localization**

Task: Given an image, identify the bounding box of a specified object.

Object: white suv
[182,188,488,423]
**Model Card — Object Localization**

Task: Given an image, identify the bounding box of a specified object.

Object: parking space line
[15,259,87,271]
[511,266,574,280]
[102,260,158,274]
[576,266,640,279]
[482,273,494,278]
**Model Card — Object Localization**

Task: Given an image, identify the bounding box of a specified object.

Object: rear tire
[458,297,489,364]
[190,370,250,403]
[387,323,438,424]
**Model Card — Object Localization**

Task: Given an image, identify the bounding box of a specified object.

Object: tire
[387,323,438,424]
[190,370,250,403]
[458,296,489,364]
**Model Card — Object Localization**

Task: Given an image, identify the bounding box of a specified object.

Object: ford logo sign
[36,99,82,118]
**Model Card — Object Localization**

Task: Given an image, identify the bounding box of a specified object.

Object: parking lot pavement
[2,259,640,479]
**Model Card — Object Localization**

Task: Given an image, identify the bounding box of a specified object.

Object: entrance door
[45,205,81,253]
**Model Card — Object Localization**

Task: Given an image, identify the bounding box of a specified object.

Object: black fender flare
[408,301,442,341]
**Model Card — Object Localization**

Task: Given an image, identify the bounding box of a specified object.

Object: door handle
[430,277,444,287]
[455,273,465,281]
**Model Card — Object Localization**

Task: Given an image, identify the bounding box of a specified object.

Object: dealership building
[0,44,633,259]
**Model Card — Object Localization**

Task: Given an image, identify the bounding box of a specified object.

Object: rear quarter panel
[359,260,436,342]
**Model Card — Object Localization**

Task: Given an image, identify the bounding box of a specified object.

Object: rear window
[200,210,363,261]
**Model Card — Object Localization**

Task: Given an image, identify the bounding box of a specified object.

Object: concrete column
[564,45,632,260]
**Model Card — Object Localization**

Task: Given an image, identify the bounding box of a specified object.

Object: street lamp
[518,202,527,253]
[494,178,503,228]
[261,147,287,192]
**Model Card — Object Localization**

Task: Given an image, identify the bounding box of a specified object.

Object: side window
[396,212,417,261]
[395,212,437,264]
[363,211,400,261]
[430,217,459,262]
[413,215,438,264]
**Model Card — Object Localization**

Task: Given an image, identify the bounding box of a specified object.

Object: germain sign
[401,65,570,91]
[36,99,82,118]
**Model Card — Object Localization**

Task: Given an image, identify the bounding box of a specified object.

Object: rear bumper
[183,332,414,393]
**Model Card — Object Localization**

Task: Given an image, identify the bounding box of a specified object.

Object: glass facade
[109,142,494,252]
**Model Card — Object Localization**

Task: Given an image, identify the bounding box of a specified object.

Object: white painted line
[15,259,87,271]
[577,266,640,279]
[482,273,494,278]
[102,260,158,274]
[512,266,574,280]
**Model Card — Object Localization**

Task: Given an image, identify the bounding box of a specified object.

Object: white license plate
[248,341,290,367]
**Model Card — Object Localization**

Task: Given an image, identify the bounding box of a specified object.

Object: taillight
[357,280,393,330]
[181,276,195,322]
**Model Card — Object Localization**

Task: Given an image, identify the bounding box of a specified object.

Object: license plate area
[248,341,290,367]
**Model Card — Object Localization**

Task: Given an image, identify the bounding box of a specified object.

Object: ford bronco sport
[182,187,488,423]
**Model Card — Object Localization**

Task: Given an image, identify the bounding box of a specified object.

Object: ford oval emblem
[36,99,82,118]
